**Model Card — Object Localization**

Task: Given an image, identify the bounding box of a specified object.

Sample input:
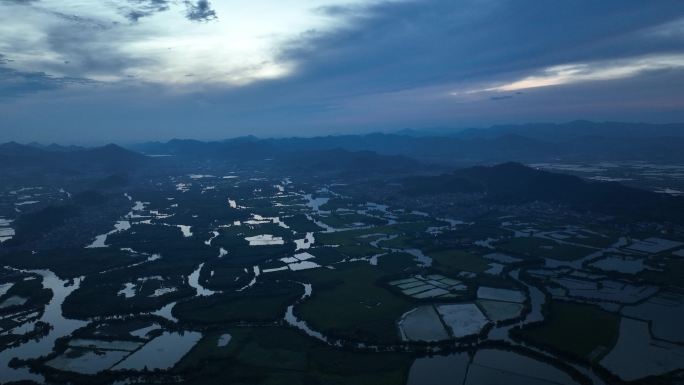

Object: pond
[205,230,219,246]
[398,305,450,342]
[245,234,284,246]
[477,287,525,303]
[601,317,684,381]
[467,349,579,385]
[476,299,523,322]
[86,220,131,248]
[295,232,315,250]
[0,282,13,296]
[407,352,470,385]
[188,262,218,296]
[0,217,15,243]
[436,303,488,338]
[0,295,28,309]
[402,248,432,267]
[111,331,202,371]
[152,301,178,323]
[46,348,129,375]
[130,323,162,339]
[621,292,684,343]
[217,333,232,347]
[177,225,193,237]
[408,349,580,385]
[304,194,330,212]
[589,255,645,274]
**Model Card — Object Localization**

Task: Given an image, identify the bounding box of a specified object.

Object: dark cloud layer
[277,0,684,96]
[0,0,683,142]
[121,0,217,22]
[124,0,170,22]
[0,0,39,4]
[0,65,95,98]
[184,0,217,22]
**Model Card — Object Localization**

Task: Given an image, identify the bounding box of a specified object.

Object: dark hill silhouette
[0,142,146,172]
[131,121,684,165]
[402,162,684,223]
[274,148,429,176]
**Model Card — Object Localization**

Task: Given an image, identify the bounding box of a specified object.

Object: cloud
[0,65,96,98]
[1,0,684,142]
[121,0,220,23]
[277,1,684,97]
[123,0,170,22]
[47,10,111,29]
[485,54,684,92]
[184,0,217,22]
[0,0,347,87]
[0,0,39,4]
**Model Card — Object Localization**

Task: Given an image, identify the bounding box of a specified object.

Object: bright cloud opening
[485,54,684,92]
[0,0,386,87]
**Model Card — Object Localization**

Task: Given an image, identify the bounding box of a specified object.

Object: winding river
[0,269,86,383]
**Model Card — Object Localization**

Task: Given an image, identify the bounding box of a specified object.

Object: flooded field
[601,318,684,381]
[112,331,202,371]
[477,299,524,322]
[437,303,488,338]
[388,274,466,299]
[477,287,525,303]
[408,349,580,385]
[621,292,684,343]
[407,353,470,385]
[589,255,645,274]
[529,161,684,195]
[47,349,130,375]
[0,217,14,243]
[398,305,449,341]
[1,168,682,385]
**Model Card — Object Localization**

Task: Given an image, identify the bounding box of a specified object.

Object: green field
[496,237,593,261]
[516,301,620,361]
[173,281,302,324]
[428,248,491,273]
[177,326,411,385]
[640,257,684,288]
[293,257,416,343]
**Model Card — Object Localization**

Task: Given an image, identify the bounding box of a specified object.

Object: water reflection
[188,263,218,296]
[0,269,86,383]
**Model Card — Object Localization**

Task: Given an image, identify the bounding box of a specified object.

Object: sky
[0,0,683,143]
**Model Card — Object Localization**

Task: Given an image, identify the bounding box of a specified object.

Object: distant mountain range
[4,121,684,176]
[272,148,429,177]
[131,121,684,165]
[4,130,684,223]
[0,142,146,172]
[0,140,429,179]
[397,120,684,140]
